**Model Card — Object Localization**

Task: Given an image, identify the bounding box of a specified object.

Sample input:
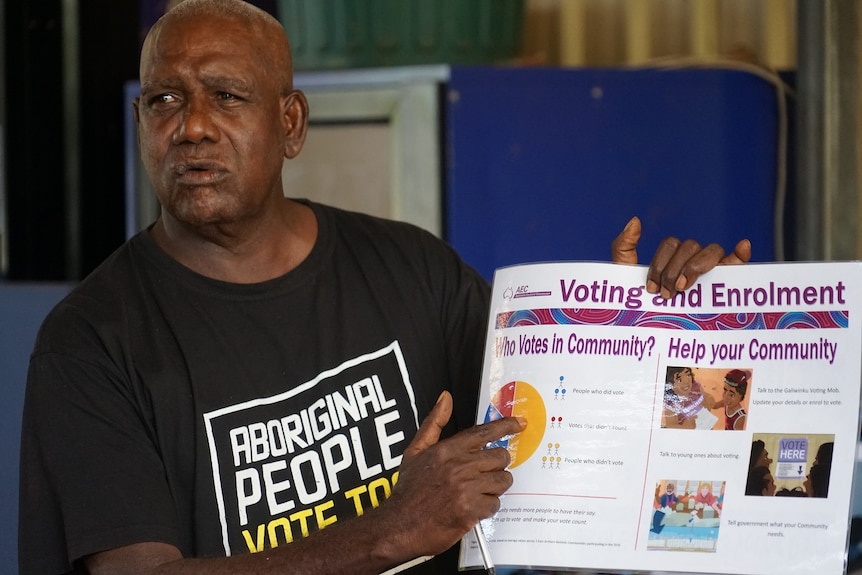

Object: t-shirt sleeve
[327,206,492,434]
[421,236,491,432]
[19,342,181,573]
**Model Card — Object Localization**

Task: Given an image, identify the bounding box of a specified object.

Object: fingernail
[435,391,446,405]
[660,287,670,300]
[516,416,527,428]
[647,280,658,294]
[675,275,687,291]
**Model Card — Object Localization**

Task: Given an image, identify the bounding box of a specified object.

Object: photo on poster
[648,479,724,552]
[746,433,835,498]
[661,366,752,430]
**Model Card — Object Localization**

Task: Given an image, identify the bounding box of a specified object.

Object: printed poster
[460,261,862,574]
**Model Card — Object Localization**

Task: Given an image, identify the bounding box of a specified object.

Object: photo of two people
[661,366,751,431]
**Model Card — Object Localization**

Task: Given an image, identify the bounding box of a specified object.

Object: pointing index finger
[465,417,527,451]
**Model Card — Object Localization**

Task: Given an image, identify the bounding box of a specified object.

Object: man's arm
[84,392,526,575]
[611,216,752,298]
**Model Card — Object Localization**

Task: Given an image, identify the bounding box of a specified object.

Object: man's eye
[150,94,177,106]
[218,92,238,101]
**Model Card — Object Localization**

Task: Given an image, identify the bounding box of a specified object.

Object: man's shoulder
[61,236,143,303]
[33,237,146,349]
[316,201,438,242]
[312,201,459,265]
[309,201,489,309]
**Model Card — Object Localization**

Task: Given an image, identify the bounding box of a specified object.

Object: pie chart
[483,380,547,468]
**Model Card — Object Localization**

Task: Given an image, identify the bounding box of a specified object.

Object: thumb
[402,391,453,459]
[611,216,641,265]
[720,239,751,265]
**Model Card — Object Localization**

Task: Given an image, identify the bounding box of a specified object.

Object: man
[18,1,750,573]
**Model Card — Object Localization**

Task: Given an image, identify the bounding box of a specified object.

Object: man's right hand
[378,390,526,560]
[84,392,525,575]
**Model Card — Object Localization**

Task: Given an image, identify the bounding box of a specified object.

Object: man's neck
[150,198,318,284]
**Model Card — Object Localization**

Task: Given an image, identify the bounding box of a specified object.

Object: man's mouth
[173,161,227,184]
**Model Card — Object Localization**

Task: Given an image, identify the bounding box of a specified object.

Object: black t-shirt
[19,201,490,574]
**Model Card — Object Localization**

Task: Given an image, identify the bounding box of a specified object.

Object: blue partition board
[0,283,72,570]
[445,66,780,281]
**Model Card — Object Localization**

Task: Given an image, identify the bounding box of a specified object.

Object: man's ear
[281,90,308,159]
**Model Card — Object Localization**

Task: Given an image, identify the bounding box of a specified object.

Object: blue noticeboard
[445,66,782,281]
[0,283,72,571]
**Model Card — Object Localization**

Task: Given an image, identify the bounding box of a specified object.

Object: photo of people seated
[648,479,725,553]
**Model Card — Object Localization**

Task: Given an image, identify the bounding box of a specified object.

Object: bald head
[133,0,310,237]
[142,0,294,94]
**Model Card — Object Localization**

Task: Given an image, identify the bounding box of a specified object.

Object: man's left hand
[611,216,751,299]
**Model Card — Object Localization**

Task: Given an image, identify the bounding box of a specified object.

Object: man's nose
[173,98,219,144]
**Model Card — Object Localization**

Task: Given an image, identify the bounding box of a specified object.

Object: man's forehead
[141,18,268,74]
[140,8,290,90]
[148,13,257,51]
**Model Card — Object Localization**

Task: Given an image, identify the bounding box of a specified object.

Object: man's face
[722,384,741,408]
[134,14,297,229]
[755,448,772,468]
